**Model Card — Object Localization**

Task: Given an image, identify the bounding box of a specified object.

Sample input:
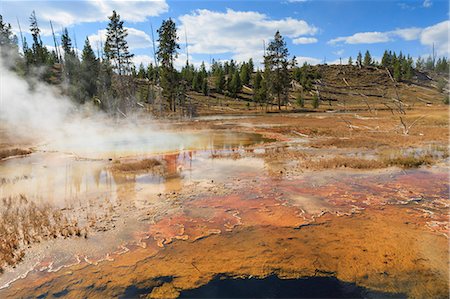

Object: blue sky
[1,0,448,69]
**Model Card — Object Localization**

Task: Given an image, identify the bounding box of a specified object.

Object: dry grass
[112,158,163,172]
[302,156,386,169]
[301,153,437,170]
[0,195,86,273]
[311,136,391,149]
[383,155,434,168]
[0,148,32,160]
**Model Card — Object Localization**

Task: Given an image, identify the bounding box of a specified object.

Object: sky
[0,0,448,69]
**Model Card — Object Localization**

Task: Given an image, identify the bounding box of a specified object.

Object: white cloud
[88,27,152,50]
[423,0,432,8]
[0,0,168,36]
[393,27,422,41]
[178,9,317,63]
[295,56,322,65]
[45,45,82,58]
[292,37,318,44]
[328,20,449,56]
[420,20,449,55]
[329,32,391,44]
[132,54,154,67]
[333,49,345,56]
[174,53,210,70]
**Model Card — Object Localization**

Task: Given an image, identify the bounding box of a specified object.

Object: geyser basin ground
[42,129,272,158]
[0,113,448,298]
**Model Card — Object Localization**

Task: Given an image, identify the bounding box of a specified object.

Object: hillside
[135,64,448,116]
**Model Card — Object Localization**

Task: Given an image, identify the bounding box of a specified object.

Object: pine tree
[264,31,290,110]
[363,50,372,66]
[435,57,449,73]
[415,57,424,70]
[403,55,413,80]
[61,28,73,55]
[248,58,254,74]
[394,60,401,81]
[104,10,134,76]
[202,77,209,96]
[192,70,202,92]
[348,56,353,65]
[254,71,262,90]
[80,37,99,102]
[61,28,80,88]
[253,74,267,106]
[229,70,241,98]
[296,93,304,108]
[356,51,362,67]
[381,50,390,67]
[240,62,250,86]
[137,63,146,78]
[425,55,434,70]
[312,94,319,109]
[157,18,180,111]
[0,15,18,50]
[29,11,50,66]
[0,14,19,68]
[215,68,225,94]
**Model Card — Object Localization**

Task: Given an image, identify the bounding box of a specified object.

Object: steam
[0,58,112,146]
[0,58,195,158]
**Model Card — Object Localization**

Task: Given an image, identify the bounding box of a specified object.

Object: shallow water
[178,275,406,298]
[0,128,448,298]
[0,130,273,289]
[42,129,272,159]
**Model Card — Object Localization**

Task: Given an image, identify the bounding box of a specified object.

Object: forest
[0,11,448,116]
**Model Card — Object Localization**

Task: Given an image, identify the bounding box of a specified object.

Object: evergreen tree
[192,70,202,92]
[403,55,413,80]
[137,63,146,78]
[381,50,390,67]
[29,11,51,67]
[348,56,353,65]
[80,37,99,102]
[215,68,225,93]
[253,75,267,106]
[363,50,372,66]
[61,28,80,89]
[248,58,254,74]
[393,60,401,81]
[312,94,319,109]
[264,31,290,110]
[240,62,251,86]
[0,15,19,68]
[147,63,158,82]
[435,57,449,73]
[104,10,133,76]
[229,70,241,98]
[296,93,304,108]
[157,18,180,111]
[425,55,434,70]
[199,61,207,78]
[202,77,209,96]
[415,57,424,70]
[61,28,73,55]
[254,71,262,90]
[356,51,362,67]
[0,15,18,50]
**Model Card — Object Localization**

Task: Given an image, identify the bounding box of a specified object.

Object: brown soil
[2,206,447,299]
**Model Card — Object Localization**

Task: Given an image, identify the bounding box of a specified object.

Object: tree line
[0,12,448,114]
